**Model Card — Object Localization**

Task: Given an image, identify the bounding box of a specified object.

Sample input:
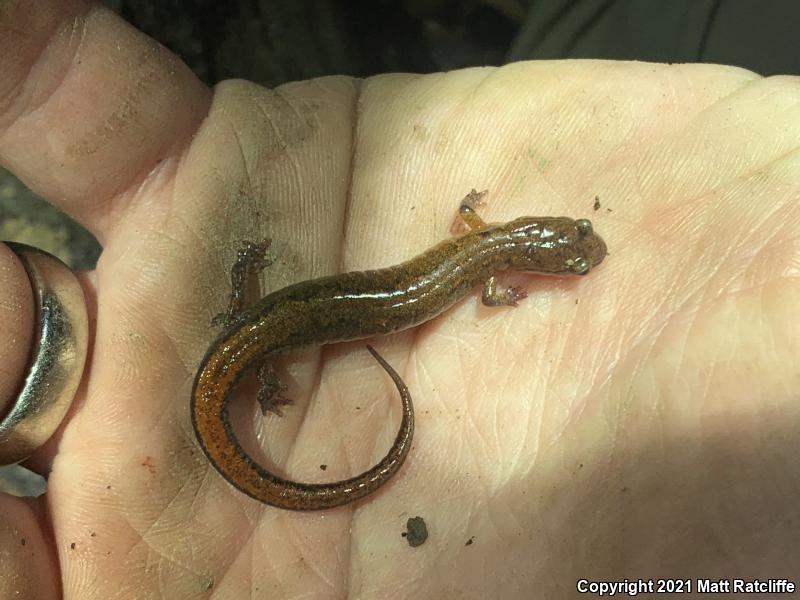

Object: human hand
[1,2,798,598]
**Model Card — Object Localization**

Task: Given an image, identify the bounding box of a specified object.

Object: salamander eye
[575,219,593,237]
[565,256,590,275]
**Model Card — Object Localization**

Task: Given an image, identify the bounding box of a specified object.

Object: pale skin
[1,2,799,599]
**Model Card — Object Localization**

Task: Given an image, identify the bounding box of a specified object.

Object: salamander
[191,190,608,510]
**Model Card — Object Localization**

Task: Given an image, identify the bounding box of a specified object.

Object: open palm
[1,4,799,599]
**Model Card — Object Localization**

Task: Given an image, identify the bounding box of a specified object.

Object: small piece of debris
[593,196,601,211]
[403,516,428,547]
[141,456,156,474]
[465,536,476,546]
[319,464,327,471]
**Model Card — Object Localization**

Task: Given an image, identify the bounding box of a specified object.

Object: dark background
[113,0,800,88]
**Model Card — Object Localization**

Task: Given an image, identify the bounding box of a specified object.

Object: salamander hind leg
[212,239,273,328]
[481,275,528,307]
[256,362,293,416]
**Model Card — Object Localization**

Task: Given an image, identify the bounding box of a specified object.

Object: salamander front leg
[481,276,528,307]
[452,188,489,233]
[256,362,293,416]
[212,239,273,328]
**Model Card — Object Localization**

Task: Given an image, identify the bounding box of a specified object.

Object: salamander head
[504,216,607,275]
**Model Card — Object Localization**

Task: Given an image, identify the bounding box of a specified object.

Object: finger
[0,495,58,598]
[23,270,97,475]
[0,245,34,419]
[0,244,96,473]
[0,1,211,241]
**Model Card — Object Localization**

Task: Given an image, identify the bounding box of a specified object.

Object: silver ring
[0,243,88,465]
